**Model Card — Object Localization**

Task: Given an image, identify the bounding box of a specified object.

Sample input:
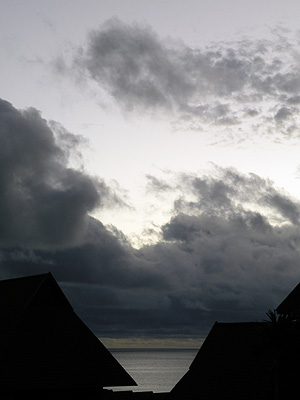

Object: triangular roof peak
[0,272,72,311]
[27,272,73,310]
[276,282,300,315]
[0,273,136,389]
[172,322,274,399]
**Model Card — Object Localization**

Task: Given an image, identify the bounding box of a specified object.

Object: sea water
[106,349,198,393]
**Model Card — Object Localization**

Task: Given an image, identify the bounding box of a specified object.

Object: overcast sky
[2,0,300,346]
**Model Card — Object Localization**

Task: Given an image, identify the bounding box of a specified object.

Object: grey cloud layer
[71,20,300,139]
[6,164,300,337]
[143,169,300,324]
[0,99,116,248]
[2,98,300,338]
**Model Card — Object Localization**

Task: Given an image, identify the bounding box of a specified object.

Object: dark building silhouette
[171,284,300,400]
[276,281,300,315]
[171,322,275,400]
[0,273,136,399]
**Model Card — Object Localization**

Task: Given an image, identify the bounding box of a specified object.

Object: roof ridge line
[23,272,51,310]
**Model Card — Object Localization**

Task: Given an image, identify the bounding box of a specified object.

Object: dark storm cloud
[0,99,119,248]
[67,20,300,139]
[63,168,300,337]
[2,144,300,336]
[140,169,300,319]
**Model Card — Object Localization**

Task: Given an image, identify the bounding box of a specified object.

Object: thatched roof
[0,273,136,391]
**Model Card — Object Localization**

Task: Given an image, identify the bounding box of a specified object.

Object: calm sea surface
[106,349,198,393]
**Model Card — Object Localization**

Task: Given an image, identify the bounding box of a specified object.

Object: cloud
[274,106,293,121]
[74,19,193,112]
[2,160,300,337]
[134,169,300,330]
[65,170,300,336]
[146,174,173,192]
[0,99,122,248]
[65,20,300,140]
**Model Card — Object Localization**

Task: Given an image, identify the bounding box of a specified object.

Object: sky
[2,0,300,347]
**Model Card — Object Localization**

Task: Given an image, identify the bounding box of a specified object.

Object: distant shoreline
[100,337,205,350]
[109,348,199,352]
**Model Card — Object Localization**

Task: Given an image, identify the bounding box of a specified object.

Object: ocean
[106,349,198,393]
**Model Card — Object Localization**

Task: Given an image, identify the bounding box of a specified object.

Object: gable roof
[0,272,72,312]
[276,282,300,314]
[0,273,136,391]
[171,322,275,400]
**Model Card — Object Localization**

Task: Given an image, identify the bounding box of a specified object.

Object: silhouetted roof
[0,273,72,313]
[276,282,300,314]
[0,273,136,391]
[171,322,275,400]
